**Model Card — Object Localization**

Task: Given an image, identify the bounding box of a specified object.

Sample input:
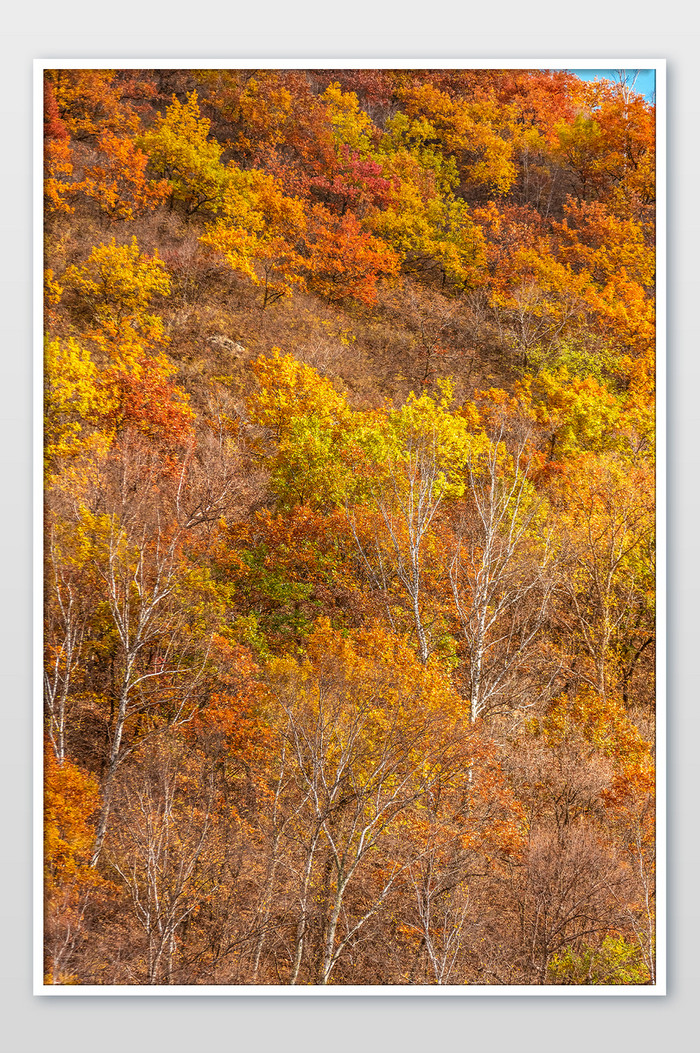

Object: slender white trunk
[290,827,322,985]
[91,675,131,866]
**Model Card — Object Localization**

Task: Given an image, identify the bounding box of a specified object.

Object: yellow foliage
[44,337,103,476]
[63,236,171,347]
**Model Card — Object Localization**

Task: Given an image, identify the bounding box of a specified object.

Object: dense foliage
[43,67,656,986]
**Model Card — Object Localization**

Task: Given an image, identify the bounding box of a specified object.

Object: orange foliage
[82,131,171,221]
[44,746,108,984]
[304,207,399,305]
[100,351,195,458]
[45,68,137,141]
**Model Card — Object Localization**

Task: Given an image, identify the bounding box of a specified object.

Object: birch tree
[349,384,480,664]
[71,508,213,866]
[449,422,558,723]
[107,746,219,984]
[44,527,92,764]
[266,621,468,984]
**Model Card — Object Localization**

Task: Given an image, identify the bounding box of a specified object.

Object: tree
[517,367,623,462]
[247,348,354,509]
[100,349,195,462]
[261,621,469,984]
[553,453,654,706]
[45,69,138,142]
[304,207,399,306]
[448,411,559,722]
[44,521,96,765]
[488,240,597,370]
[553,78,655,219]
[509,685,655,985]
[81,131,171,222]
[44,337,104,479]
[49,506,216,867]
[105,743,222,984]
[347,383,481,664]
[514,824,630,984]
[44,78,78,217]
[62,236,171,348]
[139,91,232,217]
[395,81,519,197]
[200,167,308,306]
[369,149,486,288]
[44,747,106,984]
[402,728,525,984]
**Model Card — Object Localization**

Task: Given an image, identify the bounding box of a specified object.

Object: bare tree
[106,747,218,984]
[491,276,590,370]
[408,840,472,984]
[514,825,628,984]
[606,798,656,985]
[614,69,642,110]
[44,529,89,764]
[89,515,212,866]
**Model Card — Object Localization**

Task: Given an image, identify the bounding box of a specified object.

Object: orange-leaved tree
[44,746,107,984]
[81,131,171,222]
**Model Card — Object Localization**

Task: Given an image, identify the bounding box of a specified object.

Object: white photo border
[33,57,667,997]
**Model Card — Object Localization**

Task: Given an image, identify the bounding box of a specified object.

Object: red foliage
[308,144,396,217]
[101,354,195,459]
[44,78,69,141]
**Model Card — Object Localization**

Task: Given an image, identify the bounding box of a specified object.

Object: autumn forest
[42,66,657,987]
